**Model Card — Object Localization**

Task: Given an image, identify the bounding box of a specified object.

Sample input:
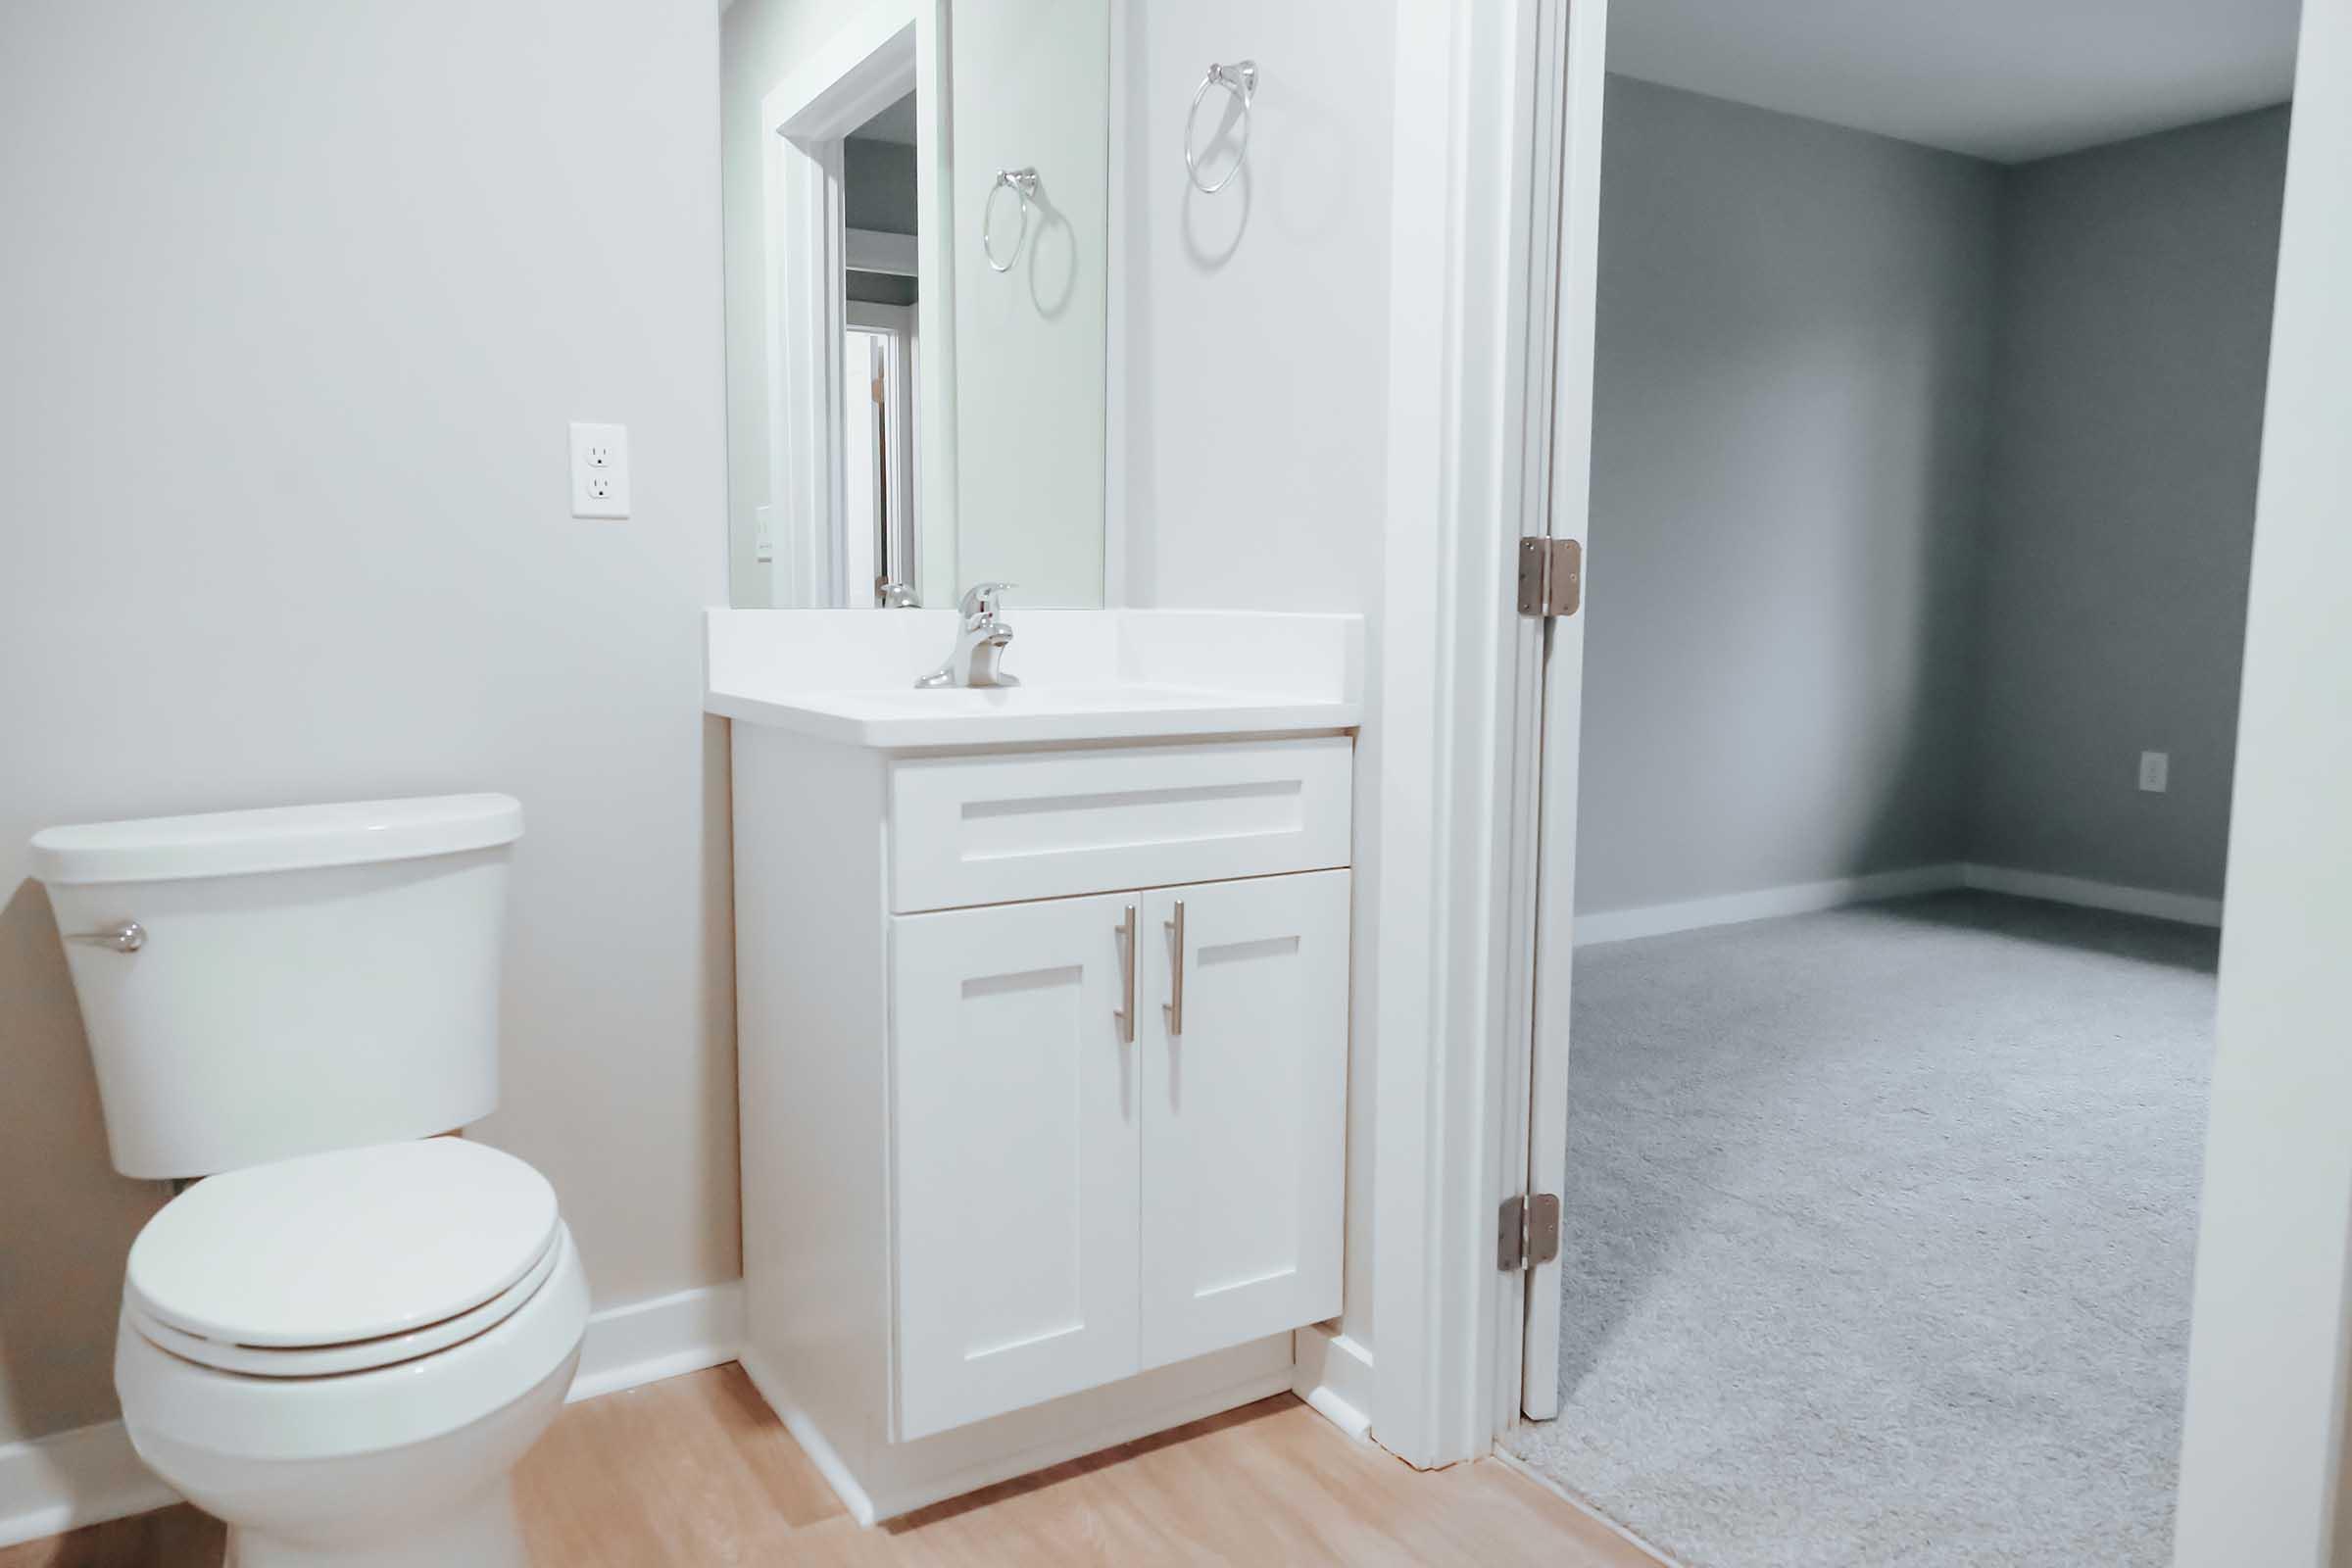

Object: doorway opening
[842,91,921,608]
[1515,4,2297,1564]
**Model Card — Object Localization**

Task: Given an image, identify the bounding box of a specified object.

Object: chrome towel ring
[982,167,1038,272]
[1185,60,1257,194]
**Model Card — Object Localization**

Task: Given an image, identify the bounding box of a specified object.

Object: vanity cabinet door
[890,893,1143,1440]
[1138,870,1350,1371]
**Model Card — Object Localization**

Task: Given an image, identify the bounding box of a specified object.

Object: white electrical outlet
[569,421,630,518]
[755,504,775,564]
[2139,751,2170,793]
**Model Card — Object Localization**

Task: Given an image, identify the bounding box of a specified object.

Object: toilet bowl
[113,1139,590,1568]
[29,794,581,1561]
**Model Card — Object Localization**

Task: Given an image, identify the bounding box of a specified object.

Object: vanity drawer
[888,736,1352,912]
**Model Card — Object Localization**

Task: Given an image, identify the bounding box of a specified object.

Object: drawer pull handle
[1114,904,1138,1044]
[1163,900,1186,1036]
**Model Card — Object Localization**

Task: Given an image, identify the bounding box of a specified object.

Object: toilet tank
[29,795,523,1180]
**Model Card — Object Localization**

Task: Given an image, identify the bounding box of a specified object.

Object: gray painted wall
[1575,78,2001,915]
[1578,80,2285,916]
[844,136,919,308]
[844,135,917,235]
[1969,108,2288,900]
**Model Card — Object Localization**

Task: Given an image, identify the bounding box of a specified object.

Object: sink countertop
[706,681,1362,749]
[704,610,1363,750]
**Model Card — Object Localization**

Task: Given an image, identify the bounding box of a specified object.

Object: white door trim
[910,0,957,610]
[1366,0,1562,1471]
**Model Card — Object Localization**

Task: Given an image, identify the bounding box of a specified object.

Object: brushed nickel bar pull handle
[1114,904,1138,1044]
[66,921,144,954]
[1163,900,1186,1036]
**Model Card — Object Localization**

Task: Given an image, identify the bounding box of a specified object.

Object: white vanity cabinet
[726,714,1355,1522]
[1133,871,1349,1372]
[893,867,1349,1440]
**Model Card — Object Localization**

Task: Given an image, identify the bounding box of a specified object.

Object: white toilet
[30,794,589,1568]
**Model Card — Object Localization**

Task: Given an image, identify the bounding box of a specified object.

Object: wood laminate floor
[1,1364,1665,1566]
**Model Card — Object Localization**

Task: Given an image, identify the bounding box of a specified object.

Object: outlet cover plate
[569,421,630,518]
[2139,751,2170,793]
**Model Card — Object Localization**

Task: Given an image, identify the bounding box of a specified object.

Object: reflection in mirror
[845,94,920,607]
[947,3,1108,609]
[720,1,1112,612]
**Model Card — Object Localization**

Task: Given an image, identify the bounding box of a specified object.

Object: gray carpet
[1506,891,2217,1568]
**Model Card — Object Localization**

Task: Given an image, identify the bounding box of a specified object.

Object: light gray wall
[844,135,918,235]
[1968,108,2288,900]
[0,0,736,1443]
[843,137,920,306]
[1575,77,2001,915]
[1119,0,1395,1348]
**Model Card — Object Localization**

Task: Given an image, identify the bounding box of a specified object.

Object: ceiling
[1609,0,2300,164]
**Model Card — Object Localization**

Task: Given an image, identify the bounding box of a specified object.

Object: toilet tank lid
[28,793,523,885]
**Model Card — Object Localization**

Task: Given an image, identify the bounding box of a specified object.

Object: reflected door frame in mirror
[760,0,958,610]
[745,0,1129,612]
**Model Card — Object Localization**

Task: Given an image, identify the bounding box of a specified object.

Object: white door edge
[1517,0,1610,1431]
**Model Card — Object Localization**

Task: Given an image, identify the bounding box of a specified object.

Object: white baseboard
[567,1279,744,1404]
[1567,860,2222,951]
[1291,1324,1374,1443]
[1573,863,1964,947]
[0,1278,746,1549]
[0,1416,180,1550]
[1961,863,2224,928]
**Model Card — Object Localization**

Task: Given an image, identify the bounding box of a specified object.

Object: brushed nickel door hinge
[1498,1192,1562,1271]
[1516,537,1582,618]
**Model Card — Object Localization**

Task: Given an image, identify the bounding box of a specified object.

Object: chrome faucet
[915,582,1020,689]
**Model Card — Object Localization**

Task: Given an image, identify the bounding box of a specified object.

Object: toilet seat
[126,1225,563,1376]
[124,1138,562,1370]
[118,1222,591,1465]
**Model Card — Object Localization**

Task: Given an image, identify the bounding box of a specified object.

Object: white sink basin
[704,610,1364,749]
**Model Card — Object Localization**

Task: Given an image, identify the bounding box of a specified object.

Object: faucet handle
[958,582,1017,621]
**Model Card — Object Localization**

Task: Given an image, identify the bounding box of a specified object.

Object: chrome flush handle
[67,920,145,954]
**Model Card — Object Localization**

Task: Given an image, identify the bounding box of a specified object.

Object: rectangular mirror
[722,0,1111,611]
